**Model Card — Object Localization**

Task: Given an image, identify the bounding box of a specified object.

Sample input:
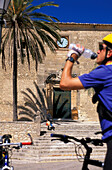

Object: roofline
[55,22,112,31]
[57,22,112,25]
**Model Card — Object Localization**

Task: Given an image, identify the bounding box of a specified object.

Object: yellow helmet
[103,33,112,48]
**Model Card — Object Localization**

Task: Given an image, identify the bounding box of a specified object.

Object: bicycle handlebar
[21,142,32,145]
[51,133,103,147]
[0,143,22,147]
[51,133,81,143]
[51,133,104,169]
[0,133,33,148]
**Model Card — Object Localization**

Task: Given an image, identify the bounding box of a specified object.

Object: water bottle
[69,44,97,59]
[82,49,97,59]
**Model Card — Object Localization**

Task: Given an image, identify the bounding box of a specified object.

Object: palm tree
[1,0,61,121]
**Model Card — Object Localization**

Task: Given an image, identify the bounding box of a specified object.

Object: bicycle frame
[81,139,104,169]
[51,134,104,170]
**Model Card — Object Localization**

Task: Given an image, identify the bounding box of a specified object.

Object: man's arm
[60,53,84,90]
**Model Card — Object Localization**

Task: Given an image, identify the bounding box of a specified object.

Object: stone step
[11,121,106,163]
[15,144,106,156]
[14,140,106,151]
[12,144,106,162]
[12,150,105,163]
[41,124,101,131]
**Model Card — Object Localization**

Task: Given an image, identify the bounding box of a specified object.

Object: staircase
[12,120,106,163]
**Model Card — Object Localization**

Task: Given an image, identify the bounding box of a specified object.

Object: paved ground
[13,160,102,170]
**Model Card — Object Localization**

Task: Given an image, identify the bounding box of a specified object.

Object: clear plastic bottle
[69,44,97,59]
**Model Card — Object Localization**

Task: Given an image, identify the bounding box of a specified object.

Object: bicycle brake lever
[27,133,33,144]
[13,146,20,149]
[51,138,70,143]
[92,139,103,146]
[95,131,102,135]
[51,138,63,142]
[51,139,58,141]
[86,137,103,146]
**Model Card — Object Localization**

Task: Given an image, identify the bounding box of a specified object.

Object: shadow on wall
[18,81,48,122]
[18,81,68,121]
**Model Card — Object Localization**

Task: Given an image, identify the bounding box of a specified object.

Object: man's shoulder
[95,65,106,70]
[90,65,112,79]
[92,65,111,72]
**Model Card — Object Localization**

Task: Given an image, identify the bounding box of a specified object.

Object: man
[60,33,112,170]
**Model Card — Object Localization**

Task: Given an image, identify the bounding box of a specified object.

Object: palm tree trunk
[0,17,2,50]
[13,21,18,121]
[0,16,4,50]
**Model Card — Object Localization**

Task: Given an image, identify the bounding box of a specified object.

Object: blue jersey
[79,65,112,112]
[79,65,112,140]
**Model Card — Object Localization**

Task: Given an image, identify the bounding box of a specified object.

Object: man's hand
[69,44,85,57]
[67,44,84,61]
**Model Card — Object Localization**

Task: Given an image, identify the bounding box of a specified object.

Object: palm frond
[26,1,59,13]
[2,0,60,70]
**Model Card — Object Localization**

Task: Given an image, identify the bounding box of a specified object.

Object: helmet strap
[102,47,109,65]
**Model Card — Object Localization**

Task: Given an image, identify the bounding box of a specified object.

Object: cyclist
[60,33,112,170]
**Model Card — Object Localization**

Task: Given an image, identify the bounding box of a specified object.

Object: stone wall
[0,116,40,142]
[0,23,112,122]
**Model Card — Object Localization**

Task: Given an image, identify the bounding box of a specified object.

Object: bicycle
[0,133,33,170]
[51,133,104,170]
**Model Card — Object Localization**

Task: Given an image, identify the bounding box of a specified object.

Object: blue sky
[33,0,112,24]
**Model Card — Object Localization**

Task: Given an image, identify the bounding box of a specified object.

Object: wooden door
[53,88,71,119]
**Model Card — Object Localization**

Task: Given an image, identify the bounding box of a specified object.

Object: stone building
[1,23,112,122]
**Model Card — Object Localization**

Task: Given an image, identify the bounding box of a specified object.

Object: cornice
[56,22,112,31]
